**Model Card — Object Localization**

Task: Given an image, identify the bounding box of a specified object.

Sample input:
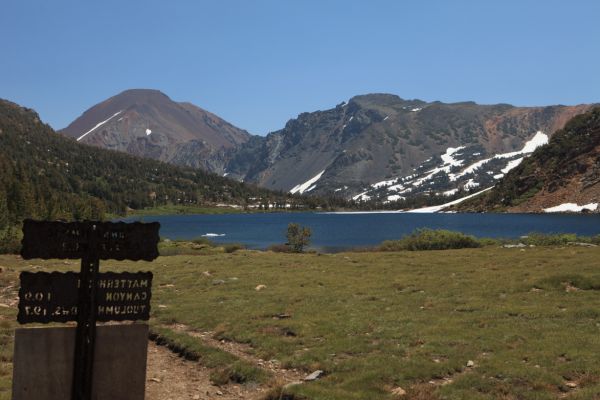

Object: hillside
[225,95,592,203]
[454,107,600,212]
[59,89,251,173]
[0,98,295,230]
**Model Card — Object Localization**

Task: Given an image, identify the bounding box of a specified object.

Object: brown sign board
[12,325,149,400]
[18,271,153,324]
[21,220,160,261]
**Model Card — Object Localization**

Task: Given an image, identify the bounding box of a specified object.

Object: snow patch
[290,170,326,194]
[501,157,523,174]
[383,115,389,121]
[202,233,226,237]
[406,187,494,213]
[372,178,398,189]
[352,191,371,202]
[443,188,459,196]
[463,179,480,190]
[543,203,598,213]
[386,194,405,202]
[146,128,152,136]
[77,110,123,141]
[441,146,465,167]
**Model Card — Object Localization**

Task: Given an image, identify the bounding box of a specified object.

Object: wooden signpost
[15,219,160,400]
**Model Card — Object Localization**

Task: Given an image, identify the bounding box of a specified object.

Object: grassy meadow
[0,244,599,399]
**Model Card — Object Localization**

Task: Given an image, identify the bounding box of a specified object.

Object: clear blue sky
[2,0,599,135]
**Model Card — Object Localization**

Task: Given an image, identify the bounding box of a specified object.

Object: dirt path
[145,323,308,400]
[166,323,305,385]
[145,340,262,400]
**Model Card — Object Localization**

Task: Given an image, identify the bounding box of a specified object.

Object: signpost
[16,219,160,400]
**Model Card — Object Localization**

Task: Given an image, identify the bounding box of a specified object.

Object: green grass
[1,245,600,399]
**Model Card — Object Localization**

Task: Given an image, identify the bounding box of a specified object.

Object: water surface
[120,212,600,251]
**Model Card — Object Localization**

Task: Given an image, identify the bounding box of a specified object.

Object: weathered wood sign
[18,271,153,323]
[17,219,160,400]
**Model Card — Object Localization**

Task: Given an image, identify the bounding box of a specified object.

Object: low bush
[191,237,215,246]
[267,243,294,253]
[521,233,578,246]
[379,229,482,251]
[223,243,245,253]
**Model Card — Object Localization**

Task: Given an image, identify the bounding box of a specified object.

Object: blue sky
[2,1,599,135]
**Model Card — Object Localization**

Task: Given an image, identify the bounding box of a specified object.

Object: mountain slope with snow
[454,107,600,213]
[225,94,591,201]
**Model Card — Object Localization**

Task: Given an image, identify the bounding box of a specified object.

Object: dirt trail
[145,340,265,400]
[166,323,305,385]
[146,323,308,399]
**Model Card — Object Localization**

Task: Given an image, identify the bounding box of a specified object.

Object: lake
[120,212,600,252]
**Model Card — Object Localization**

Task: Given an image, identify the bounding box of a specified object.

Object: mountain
[453,107,600,213]
[226,94,593,202]
[61,90,594,204]
[60,89,250,173]
[0,98,293,229]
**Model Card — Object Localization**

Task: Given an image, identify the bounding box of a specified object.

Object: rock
[202,271,212,277]
[391,386,406,396]
[304,370,324,381]
[568,242,597,247]
[255,284,267,291]
[466,360,475,367]
[565,381,578,388]
[149,377,161,383]
[216,390,223,395]
[193,395,200,400]
[273,313,292,319]
[503,243,526,248]
[212,279,226,285]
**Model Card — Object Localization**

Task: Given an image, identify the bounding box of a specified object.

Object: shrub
[379,229,482,251]
[521,232,599,246]
[267,243,294,253]
[0,226,22,254]
[286,223,312,253]
[191,237,215,246]
[223,243,245,253]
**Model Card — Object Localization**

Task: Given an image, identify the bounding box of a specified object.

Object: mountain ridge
[59,90,595,203]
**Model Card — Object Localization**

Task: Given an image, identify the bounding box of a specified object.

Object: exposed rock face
[226,94,593,201]
[60,89,251,174]
[454,107,600,212]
